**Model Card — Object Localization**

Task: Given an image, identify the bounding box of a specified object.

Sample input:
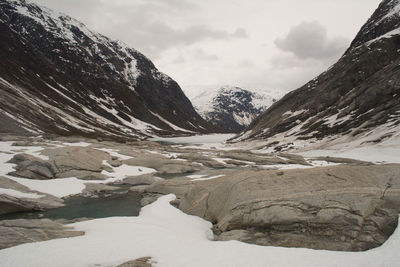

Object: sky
[31,0,382,98]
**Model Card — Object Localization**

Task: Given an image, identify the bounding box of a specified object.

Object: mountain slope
[233,0,400,151]
[191,86,277,132]
[0,0,215,139]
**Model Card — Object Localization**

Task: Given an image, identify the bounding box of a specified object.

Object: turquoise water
[0,191,141,220]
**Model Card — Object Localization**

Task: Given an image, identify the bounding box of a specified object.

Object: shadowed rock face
[0,0,218,139]
[233,0,400,150]
[176,164,400,251]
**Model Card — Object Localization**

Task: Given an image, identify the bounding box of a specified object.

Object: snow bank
[0,194,399,267]
[0,188,44,199]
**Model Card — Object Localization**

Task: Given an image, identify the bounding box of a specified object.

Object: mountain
[232,0,400,151]
[191,86,277,132]
[0,0,216,140]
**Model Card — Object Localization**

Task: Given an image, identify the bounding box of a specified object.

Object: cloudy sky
[31,0,381,98]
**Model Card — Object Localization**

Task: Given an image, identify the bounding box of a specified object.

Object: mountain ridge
[232,0,400,152]
[0,0,217,139]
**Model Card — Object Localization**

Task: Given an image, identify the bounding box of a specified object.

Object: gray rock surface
[8,153,56,180]
[43,146,112,174]
[0,176,64,215]
[116,257,153,267]
[175,164,400,251]
[0,219,84,249]
[124,154,201,175]
[122,174,163,186]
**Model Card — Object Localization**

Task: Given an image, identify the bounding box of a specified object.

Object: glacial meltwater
[0,191,141,221]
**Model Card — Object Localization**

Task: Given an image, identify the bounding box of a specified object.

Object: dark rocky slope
[233,0,400,151]
[0,0,216,139]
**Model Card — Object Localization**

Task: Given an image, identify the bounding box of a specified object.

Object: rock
[312,156,373,166]
[7,153,56,180]
[145,178,195,199]
[43,146,112,173]
[109,159,123,167]
[124,154,201,175]
[129,185,149,194]
[56,170,108,180]
[123,175,163,186]
[140,193,163,207]
[82,184,120,196]
[0,219,84,249]
[178,164,400,251]
[116,257,153,267]
[0,176,64,215]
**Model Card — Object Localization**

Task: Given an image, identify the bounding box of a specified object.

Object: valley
[0,0,400,266]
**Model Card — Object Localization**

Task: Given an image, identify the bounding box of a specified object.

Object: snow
[282,109,308,118]
[96,148,133,160]
[193,174,225,181]
[3,177,86,198]
[0,188,44,199]
[149,111,194,133]
[260,164,314,170]
[189,85,277,126]
[152,134,236,150]
[100,163,156,182]
[1,194,399,267]
[0,141,155,198]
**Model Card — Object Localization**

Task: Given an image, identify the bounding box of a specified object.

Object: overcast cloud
[31,0,381,97]
[275,21,348,61]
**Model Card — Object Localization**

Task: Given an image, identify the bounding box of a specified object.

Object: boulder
[42,146,112,173]
[7,153,56,180]
[178,164,400,251]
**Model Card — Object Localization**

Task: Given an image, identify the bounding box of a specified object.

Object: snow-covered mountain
[191,86,277,132]
[232,0,400,151]
[0,0,217,139]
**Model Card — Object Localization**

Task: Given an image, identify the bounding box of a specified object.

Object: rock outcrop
[145,164,400,251]
[0,219,84,249]
[0,176,64,215]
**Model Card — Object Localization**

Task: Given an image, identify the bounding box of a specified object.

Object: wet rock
[0,219,84,249]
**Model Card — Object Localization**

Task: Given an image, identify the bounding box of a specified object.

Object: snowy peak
[350,0,400,49]
[0,0,216,138]
[191,86,277,132]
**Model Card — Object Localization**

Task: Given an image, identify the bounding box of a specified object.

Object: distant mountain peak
[191,86,277,132]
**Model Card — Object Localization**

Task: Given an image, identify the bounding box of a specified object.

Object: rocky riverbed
[0,134,399,261]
